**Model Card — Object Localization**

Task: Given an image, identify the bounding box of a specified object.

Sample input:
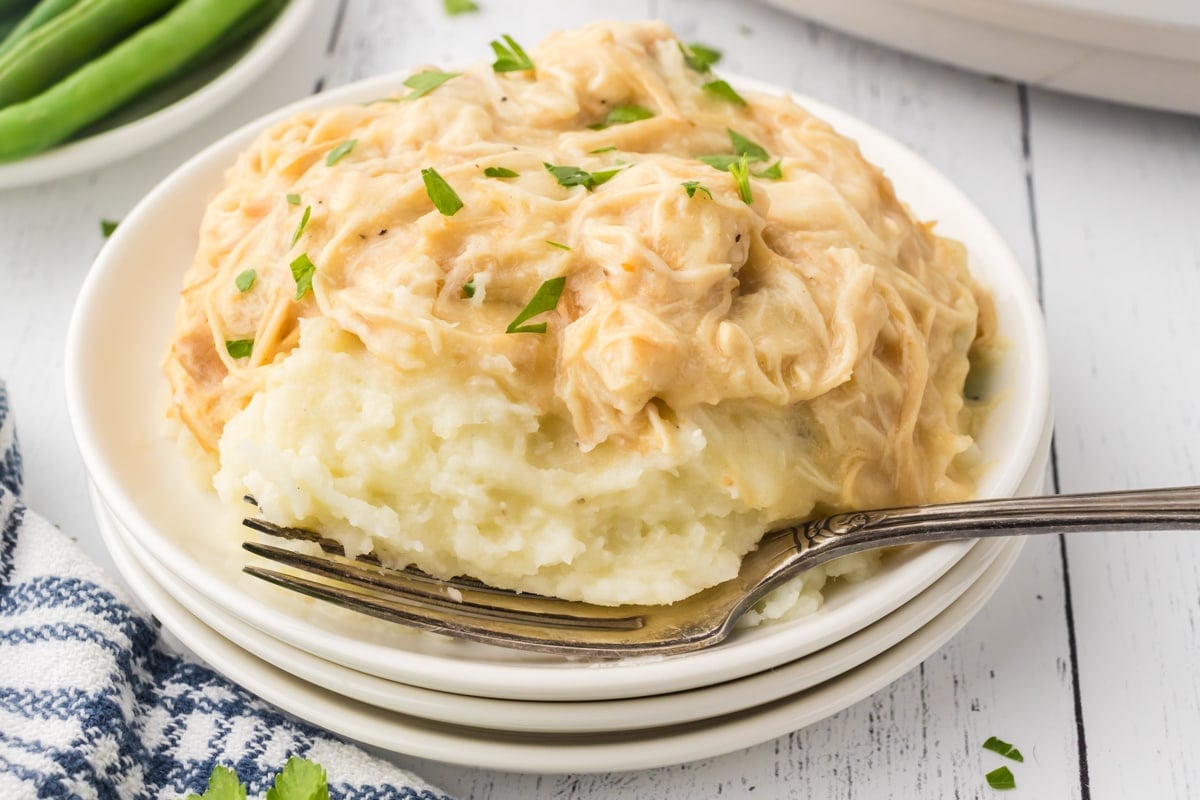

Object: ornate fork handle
[790,485,1200,559]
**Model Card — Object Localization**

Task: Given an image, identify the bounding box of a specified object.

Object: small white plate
[0,0,317,189]
[67,72,1051,701]
[94,405,1047,735]
[98,481,1026,773]
[93,486,1001,734]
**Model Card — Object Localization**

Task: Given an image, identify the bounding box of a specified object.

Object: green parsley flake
[698,154,741,170]
[546,240,571,250]
[985,765,1016,790]
[224,339,253,359]
[484,166,519,178]
[491,34,534,72]
[754,159,783,179]
[290,253,315,300]
[290,205,311,247]
[507,276,566,334]
[403,70,461,101]
[325,139,356,166]
[285,193,300,205]
[443,0,478,15]
[234,269,256,293]
[421,167,464,216]
[100,219,119,237]
[590,104,654,129]
[182,763,245,800]
[544,162,624,191]
[982,736,1025,763]
[679,41,722,73]
[462,278,476,298]
[681,180,712,199]
[729,154,753,204]
[699,128,772,171]
[589,145,617,154]
[729,128,769,160]
[702,79,747,106]
[266,757,328,800]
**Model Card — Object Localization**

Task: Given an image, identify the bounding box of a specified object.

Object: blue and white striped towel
[0,381,455,800]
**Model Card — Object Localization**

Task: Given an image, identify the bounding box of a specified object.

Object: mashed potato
[165,21,988,608]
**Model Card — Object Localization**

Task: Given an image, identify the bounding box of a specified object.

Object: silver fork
[241,486,1200,658]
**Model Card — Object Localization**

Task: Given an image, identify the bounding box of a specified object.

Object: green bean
[0,0,81,60]
[0,0,182,109]
[176,0,284,76]
[0,0,263,160]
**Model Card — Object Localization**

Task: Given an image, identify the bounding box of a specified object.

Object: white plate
[95,406,1047,735]
[96,407,1041,738]
[757,0,1200,116]
[98,480,1026,773]
[0,0,317,189]
[94,487,998,734]
[66,72,1051,701]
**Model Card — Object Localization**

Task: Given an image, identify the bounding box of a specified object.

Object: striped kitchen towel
[0,381,455,800]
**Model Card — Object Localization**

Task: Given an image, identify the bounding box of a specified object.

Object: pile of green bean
[0,0,285,161]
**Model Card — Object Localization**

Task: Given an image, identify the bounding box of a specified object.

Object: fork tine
[241,565,702,656]
[244,516,544,597]
[242,541,644,631]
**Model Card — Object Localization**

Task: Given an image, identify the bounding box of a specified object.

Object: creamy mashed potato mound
[165,21,988,608]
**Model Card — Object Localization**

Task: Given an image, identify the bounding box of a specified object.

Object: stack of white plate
[65,74,1053,774]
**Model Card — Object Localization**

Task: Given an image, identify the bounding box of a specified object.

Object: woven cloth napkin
[0,381,455,800]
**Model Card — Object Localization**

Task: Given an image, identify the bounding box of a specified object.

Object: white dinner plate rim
[95,407,1048,732]
[66,70,1051,700]
[0,0,318,189]
[97,482,1026,773]
[94,487,1005,733]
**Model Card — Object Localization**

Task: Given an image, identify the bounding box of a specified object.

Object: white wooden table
[3,1,1198,797]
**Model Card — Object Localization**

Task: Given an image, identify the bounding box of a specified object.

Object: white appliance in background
[758,0,1200,115]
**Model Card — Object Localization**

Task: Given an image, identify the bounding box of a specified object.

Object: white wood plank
[1031,88,1200,800]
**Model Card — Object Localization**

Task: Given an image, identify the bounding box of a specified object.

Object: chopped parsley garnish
[421,167,464,215]
[754,159,783,179]
[681,180,712,199]
[544,162,624,191]
[699,128,772,173]
[181,756,327,800]
[224,339,253,359]
[702,79,746,106]
[290,205,311,247]
[490,34,534,73]
[985,765,1016,790]
[589,145,617,154]
[443,0,478,15]
[982,736,1025,763]
[697,154,740,170]
[234,269,256,293]
[325,139,356,166]
[679,41,722,73]
[180,763,243,800]
[729,128,769,161]
[402,70,461,101]
[462,278,476,298]
[506,276,565,334]
[285,193,300,205]
[290,253,315,300]
[545,240,571,250]
[729,154,753,204]
[100,219,119,237]
[589,104,654,129]
[484,166,519,178]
